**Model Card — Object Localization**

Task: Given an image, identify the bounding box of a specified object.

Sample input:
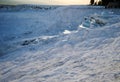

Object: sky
[0,0,90,5]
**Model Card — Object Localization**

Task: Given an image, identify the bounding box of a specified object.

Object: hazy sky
[0,0,90,5]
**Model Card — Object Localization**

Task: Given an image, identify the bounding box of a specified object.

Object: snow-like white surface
[0,5,120,82]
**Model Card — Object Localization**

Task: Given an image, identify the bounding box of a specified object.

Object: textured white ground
[0,5,120,82]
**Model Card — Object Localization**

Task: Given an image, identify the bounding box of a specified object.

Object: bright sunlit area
[0,0,89,5]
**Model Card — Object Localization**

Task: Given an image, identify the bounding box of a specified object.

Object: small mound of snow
[40,35,58,40]
[63,30,71,34]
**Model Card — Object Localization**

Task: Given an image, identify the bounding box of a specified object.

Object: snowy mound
[0,5,120,82]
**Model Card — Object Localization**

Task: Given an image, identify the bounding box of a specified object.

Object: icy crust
[0,6,120,82]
